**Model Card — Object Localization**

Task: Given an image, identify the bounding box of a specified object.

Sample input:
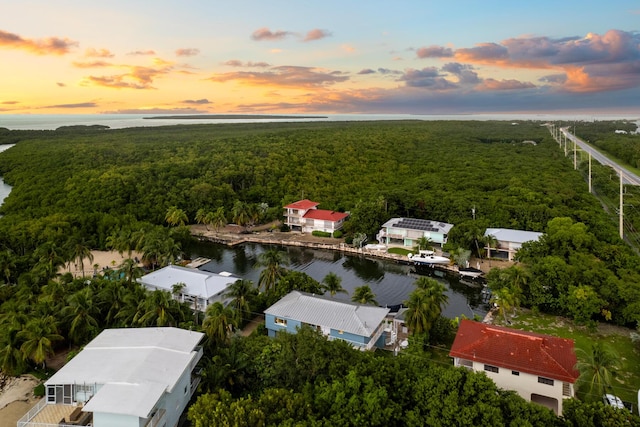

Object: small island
[143,114,328,120]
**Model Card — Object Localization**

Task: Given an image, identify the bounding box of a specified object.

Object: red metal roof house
[283,199,349,234]
[449,319,579,415]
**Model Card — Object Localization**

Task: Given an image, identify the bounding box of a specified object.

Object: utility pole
[588,151,592,193]
[574,138,577,170]
[620,171,624,239]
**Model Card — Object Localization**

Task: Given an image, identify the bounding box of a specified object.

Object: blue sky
[1,0,639,115]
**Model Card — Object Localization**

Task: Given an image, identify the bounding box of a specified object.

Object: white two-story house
[484,228,543,261]
[449,320,578,415]
[377,217,453,248]
[18,327,204,427]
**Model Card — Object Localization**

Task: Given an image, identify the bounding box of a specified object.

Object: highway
[559,128,640,186]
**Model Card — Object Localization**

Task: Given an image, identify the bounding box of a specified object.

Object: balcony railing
[144,408,166,427]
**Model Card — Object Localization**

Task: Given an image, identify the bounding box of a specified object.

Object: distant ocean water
[1,113,639,131]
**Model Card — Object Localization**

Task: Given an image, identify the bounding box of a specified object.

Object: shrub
[33,383,45,397]
[312,230,332,238]
[333,230,343,238]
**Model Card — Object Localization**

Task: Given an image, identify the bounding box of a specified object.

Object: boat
[458,267,484,279]
[407,250,450,266]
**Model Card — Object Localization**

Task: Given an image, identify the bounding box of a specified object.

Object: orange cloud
[85,48,114,58]
[73,60,113,68]
[127,50,156,56]
[176,48,200,57]
[0,29,77,55]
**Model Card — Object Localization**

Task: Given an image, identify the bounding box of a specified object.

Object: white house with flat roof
[18,327,204,427]
[484,228,543,261]
[265,291,390,350]
[137,265,237,312]
[377,217,454,248]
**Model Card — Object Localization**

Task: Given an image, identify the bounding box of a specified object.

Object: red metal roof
[449,319,579,383]
[303,209,349,222]
[283,199,319,210]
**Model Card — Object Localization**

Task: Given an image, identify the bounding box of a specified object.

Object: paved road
[559,127,640,186]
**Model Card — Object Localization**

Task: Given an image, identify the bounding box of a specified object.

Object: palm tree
[0,326,27,375]
[69,241,94,278]
[224,279,256,325]
[414,236,433,252]
[211,207,227,234]
[256,249,288,293]
[62,288,100,344]
[490,286,516,323]
[171,282,187,301]
[118,258,143,284]
[165,206,188,227]
[404,277,449,335]
[231,201,250,231]
[575,343,622,402]
[321,272,347,297]
[138,289,184,327]
[0,249,16,284]
[483,233,499,259]
[98,280,130,327]
[352,285,378,305]
[18,315,63,368]
[33,242,65,280]
[203,302,236,347]
[195,208,212,231]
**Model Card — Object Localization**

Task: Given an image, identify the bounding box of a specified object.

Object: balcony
[17,399,93,427]
[144,408,166,427]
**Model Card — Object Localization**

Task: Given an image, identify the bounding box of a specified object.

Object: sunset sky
[1,1,639,115]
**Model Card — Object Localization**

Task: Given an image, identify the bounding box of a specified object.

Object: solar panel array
[394,218,444,232]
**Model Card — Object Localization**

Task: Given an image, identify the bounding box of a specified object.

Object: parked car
[603,393,625,410]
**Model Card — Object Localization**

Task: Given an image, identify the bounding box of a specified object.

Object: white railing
[144,408,166,427]
[17,398,47,427]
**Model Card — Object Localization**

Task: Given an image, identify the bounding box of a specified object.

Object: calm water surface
[186,241,489,319]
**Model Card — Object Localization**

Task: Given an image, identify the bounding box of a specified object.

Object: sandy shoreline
[60,250,143,278]
[0,375,40,426]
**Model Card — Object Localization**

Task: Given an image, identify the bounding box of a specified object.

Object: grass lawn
[388,247,412,256]
[500,309,640,404]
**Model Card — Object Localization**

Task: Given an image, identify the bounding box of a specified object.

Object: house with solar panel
[484,228,543,261]
[17,327,204,427]
[264,291,390,350]
[376,217,454,248]
[137,265,238,312]
[283,199,349,234]
[449,319,579,415]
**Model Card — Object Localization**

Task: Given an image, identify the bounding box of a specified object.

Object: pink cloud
[207,65,349,88]
[223,60,271,67]
[0,29,77,55]
[304,29,331,42]
[176,48,200,57]
[251,27,292,41]
[416,46,454,58]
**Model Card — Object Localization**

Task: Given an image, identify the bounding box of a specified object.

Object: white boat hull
[408,252,450,265]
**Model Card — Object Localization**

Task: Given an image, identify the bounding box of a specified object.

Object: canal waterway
[0,145,15,208]
[186,240,489,319]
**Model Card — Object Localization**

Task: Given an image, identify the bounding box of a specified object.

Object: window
[511,371,519,376]
[274,317,287,326]
[538,377,554,386]
[562,382,571,397]
[338,330,344,335]
[484,365,499,373]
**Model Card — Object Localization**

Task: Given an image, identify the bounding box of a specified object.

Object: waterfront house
[18,327,204,427]
[264,291,390,350]
[484,228,543,261]
[283,199,349,233]
[137,264,237,312]
[449,319,578,415]
[376,217,453,248]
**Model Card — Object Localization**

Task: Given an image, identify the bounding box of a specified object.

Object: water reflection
[187,240,488,319]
